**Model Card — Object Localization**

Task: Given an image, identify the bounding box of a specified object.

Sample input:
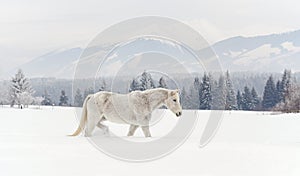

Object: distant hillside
[8,47,82,78]
[213,30,300,72]
[7,29,300,79]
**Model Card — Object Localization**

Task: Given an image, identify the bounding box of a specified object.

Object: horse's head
[165,89,182,117]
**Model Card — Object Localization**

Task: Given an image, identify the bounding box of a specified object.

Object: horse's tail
[68,95,92,136]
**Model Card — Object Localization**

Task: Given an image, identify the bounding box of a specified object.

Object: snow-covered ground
[1,106,300,176]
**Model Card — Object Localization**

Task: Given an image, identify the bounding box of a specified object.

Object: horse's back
[92,91,132,124]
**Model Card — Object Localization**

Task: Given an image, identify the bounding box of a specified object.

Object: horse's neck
[146,89,168,111]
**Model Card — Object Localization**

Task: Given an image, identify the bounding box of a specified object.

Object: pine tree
[211,78,219,110]
[158,77,167,88]
[0,88,9,105]
[129,78,143,92]
[194,77,201,92]
[279,69,292,103]
[225,71,237,110]
[276,84,300,112]
[59,90,69,106]
[251,87,260,110]
[140,71,155,90]
[34,96,44,107]
[180,86,192,109]
[10,69,34,108]
[236,90,243,110]
[129,71,156,93]
[241,86,253,110]
[18,92,34,108]
[188,77,200,109]
[84,87,94,99]
[199,73,212,110]
[141,71,155,90]
[74,88,83,107]
[212,75,226,110]
[99,79,107,92]
[41,90,52,105]
[262,76,277,109]
[189,77,201,109]
[275,80,281,104]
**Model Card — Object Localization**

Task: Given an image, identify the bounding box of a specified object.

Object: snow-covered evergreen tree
[140,71,155,90]
[188,86,199,109]
[34,96,44,108]
[129,72,156,92]
[287,84,300,112]
[99,79,106,92]
[225,71,237,110]
[158,77,167,88]
[180,86,192,109]
[84,87,94,99]
[251,87,260,110]
[275,84,300,112]
[10,69,34,108]
[18,92,34,108]
[275,80,281,104]
[194,77,201,92]
[279,69,292,103]
[211,78,220,110]
[0,84,9,105]
[41,90,52,105]
[241,86,253,110]
[59,90,68,106]
[129,78,143,92]
[199,73,212,110]
[262,76,277,109]
[74,88,83,107]
[211,75,226,110]
[236,90,243,110]
[188,77,201,109]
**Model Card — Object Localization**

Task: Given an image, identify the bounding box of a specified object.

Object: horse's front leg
[96,121,109,134]
[127,124,138,136]
[140,114,151,137]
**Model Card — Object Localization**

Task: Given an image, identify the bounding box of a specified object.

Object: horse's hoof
[84,134,91,137]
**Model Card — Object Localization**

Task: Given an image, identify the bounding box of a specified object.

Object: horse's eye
[173,99,177,102]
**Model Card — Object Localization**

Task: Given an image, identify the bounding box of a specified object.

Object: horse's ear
[170,90,178,96]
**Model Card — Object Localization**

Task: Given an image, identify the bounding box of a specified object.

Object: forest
[0,69,299,112]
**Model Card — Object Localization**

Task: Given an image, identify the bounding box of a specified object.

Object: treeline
[235,69,299,112]
[0,69,77,107]
[1,69,299,112]
[40,80,107,107]
[73,71,168,107]
[236,70,293,111]
[179,69,298,112]
[180,71,238,110]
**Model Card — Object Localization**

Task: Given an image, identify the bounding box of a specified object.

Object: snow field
[0,106,300,176]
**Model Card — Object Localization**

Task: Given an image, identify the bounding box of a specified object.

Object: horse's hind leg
[85,114,102,137]
[127,124,138,136]
[97,120,109,134]
[141,126,151,137]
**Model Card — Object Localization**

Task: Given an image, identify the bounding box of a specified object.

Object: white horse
[69,88,182,137]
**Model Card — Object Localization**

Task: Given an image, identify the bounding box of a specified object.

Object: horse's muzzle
[176,111,182,117]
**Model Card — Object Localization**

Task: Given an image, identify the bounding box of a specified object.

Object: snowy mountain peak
[213,29,300,72]
[5,29,300,79]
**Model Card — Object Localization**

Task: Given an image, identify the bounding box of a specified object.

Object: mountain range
[7,29,300,79]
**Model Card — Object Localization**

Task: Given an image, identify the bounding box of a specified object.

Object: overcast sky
[0,0,299,74]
